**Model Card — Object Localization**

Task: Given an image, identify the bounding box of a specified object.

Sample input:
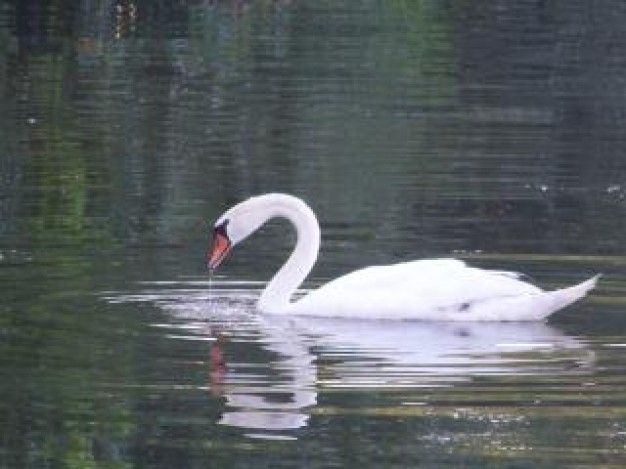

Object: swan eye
[214,219,229,236]
[213,219,231,241]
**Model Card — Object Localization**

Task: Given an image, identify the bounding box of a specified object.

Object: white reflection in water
[215,318,318,431]
[106,281,594,435]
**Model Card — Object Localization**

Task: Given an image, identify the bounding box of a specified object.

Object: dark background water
[1,1,626,467]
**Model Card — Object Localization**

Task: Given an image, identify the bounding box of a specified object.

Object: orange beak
[208,229,232,270]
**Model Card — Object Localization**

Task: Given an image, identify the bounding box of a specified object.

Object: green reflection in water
[0,290,136,468]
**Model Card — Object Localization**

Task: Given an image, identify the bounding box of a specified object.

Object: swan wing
[292,259,596,320]
[312,258,538,300]
[315,258,470,291]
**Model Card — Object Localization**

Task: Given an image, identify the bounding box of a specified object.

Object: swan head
[207,196,272,270]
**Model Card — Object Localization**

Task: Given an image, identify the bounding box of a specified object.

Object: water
[2,0,626,467]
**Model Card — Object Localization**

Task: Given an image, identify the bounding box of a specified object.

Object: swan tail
[458,274,600,321]
[533,274,600,320]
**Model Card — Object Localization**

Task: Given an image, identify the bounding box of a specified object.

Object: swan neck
[258,198,320,313]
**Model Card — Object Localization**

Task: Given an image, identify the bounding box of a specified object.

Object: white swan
[207,193,599,320]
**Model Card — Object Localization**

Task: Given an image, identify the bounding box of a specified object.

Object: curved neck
[258,197,320,313]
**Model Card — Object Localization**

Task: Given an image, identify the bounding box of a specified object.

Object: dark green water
[2,1,626,467]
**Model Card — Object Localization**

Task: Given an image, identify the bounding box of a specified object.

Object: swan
[207,193,599,320]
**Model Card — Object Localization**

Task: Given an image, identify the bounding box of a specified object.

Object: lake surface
[2,0,626,467]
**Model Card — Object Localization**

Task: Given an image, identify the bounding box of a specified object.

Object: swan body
[208,193,598,321]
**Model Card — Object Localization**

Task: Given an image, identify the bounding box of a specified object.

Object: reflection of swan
[124,284,593,434]
[208,193,598,320]
[207,313,592,432]
[276,316,592,380]
[208,316,317,432]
